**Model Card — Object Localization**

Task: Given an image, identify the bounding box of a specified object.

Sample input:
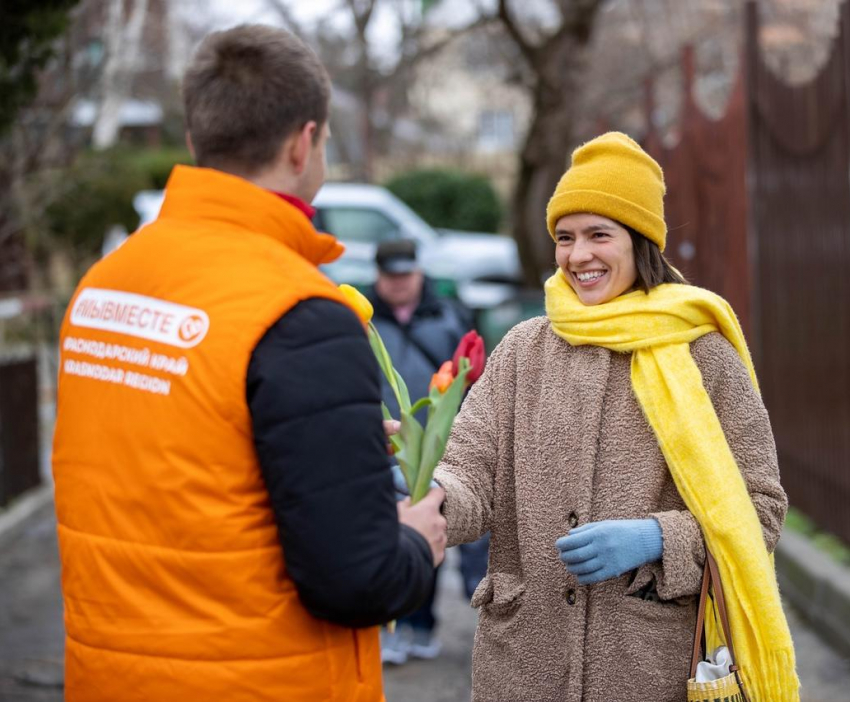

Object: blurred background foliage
[0,0,81,136]
[26,147,190,267]
[385,168,502,233]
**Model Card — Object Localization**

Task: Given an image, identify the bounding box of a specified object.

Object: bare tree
[488,0,604,285]
[3,0,149,292]
[304,0,605,284]
[266,0,493,181]
[0,0,90,292]
[92,0,151,149]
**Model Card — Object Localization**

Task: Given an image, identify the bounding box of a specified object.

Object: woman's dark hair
[626,226,688,292]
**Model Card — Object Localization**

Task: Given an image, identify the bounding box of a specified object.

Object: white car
[313,183,522,309]
[130,182,522,308]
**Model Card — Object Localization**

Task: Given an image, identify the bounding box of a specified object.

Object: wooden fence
[0,357,41,507]
[643,1,850,542]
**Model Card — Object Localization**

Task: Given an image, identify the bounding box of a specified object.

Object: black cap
[376,238,419,274]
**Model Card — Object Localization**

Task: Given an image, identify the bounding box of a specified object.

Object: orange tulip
[430,361,455,394]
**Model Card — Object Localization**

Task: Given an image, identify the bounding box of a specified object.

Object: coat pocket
[470,572,526,615]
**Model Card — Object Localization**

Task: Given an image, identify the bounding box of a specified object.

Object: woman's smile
[572,269,608,287]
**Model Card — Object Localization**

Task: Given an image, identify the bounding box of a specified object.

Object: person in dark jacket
[367,239,489,664]
[370,239,471,419]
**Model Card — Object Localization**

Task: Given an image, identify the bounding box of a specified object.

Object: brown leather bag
[687,551,750,702]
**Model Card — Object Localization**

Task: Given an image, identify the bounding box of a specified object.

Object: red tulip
[452,330,486,385]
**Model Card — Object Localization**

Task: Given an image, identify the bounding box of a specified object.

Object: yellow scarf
[545,270,799,702]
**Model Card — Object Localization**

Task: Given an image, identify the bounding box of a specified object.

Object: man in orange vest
[52,24,445,702]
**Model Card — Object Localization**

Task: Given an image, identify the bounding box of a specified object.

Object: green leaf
[393,367,412,414]
[412,364,470,502]
[396,411,424,496]
[369,322,411,413]
[410,396,432,416]
[382,402,404,454]
[368,324,395,383]
[427,384,442,420]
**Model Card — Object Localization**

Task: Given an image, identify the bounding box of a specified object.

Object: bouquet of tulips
[339,284,485,503]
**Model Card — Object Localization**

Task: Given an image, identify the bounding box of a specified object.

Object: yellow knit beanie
[546,132,667,251]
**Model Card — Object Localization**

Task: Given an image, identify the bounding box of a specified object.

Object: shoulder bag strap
[690,557,712,677]
[689,550,750,701]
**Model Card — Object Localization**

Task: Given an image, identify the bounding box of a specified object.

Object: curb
[776,528,850,659]
[0,483,54,551]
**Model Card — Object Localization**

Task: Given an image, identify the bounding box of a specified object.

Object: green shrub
[785,506,850,566]
[131,146,193,189]
[385,168,502,233]
[45,151,147,254]
[43,147,192,255]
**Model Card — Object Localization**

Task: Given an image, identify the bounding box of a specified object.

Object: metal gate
[639,1,850,543]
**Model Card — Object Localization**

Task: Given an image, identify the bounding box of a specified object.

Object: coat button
[568,512,579,528]
[566,589,577,605]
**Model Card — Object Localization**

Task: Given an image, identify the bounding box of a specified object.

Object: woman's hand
[555,518,663,585]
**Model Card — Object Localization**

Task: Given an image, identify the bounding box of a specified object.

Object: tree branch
[263,0,307,37]
[496,0,538,68]
[345,0,376,39]
[415,14,497,65]
[373,13,498,92]
[555,0,603,46]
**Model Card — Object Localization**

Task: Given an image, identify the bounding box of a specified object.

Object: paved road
[0,503,64,702]
[2,504,849,702]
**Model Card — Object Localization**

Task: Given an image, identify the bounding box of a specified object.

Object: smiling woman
[432,132,798,702]
[553,213,687,305]
[549,132,686,305]
[553,213,637,306]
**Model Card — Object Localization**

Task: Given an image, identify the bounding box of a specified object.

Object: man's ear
[289,121,318,175]
[185,131,196,161]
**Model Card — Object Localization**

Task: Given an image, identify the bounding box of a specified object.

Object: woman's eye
[592,231,609,238]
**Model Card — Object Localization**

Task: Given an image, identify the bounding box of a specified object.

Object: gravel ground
[2,505,849,702]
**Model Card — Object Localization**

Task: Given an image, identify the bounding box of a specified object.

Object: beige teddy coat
[434,317,787,702]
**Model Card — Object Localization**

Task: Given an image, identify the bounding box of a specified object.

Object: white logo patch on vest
[70,288,210,349]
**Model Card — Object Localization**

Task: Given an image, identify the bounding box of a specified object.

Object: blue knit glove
[555,519,663,585]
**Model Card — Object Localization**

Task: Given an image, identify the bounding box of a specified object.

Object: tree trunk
[512,107,573,287]
[359,75,374,182]
[0,131,35,294]
[92,0,150,150]
[0,167,27,293]
[511,43,594,287]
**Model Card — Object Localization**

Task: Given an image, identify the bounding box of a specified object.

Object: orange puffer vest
[53,166,384,702]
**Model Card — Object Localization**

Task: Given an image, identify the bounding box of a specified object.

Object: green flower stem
[368,322,473,504]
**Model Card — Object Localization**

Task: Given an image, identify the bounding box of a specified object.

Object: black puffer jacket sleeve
[246,297,434,628]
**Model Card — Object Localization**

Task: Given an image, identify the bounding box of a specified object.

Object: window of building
[478,109,515,151]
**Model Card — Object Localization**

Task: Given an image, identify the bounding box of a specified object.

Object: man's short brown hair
[182,24,330,174]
